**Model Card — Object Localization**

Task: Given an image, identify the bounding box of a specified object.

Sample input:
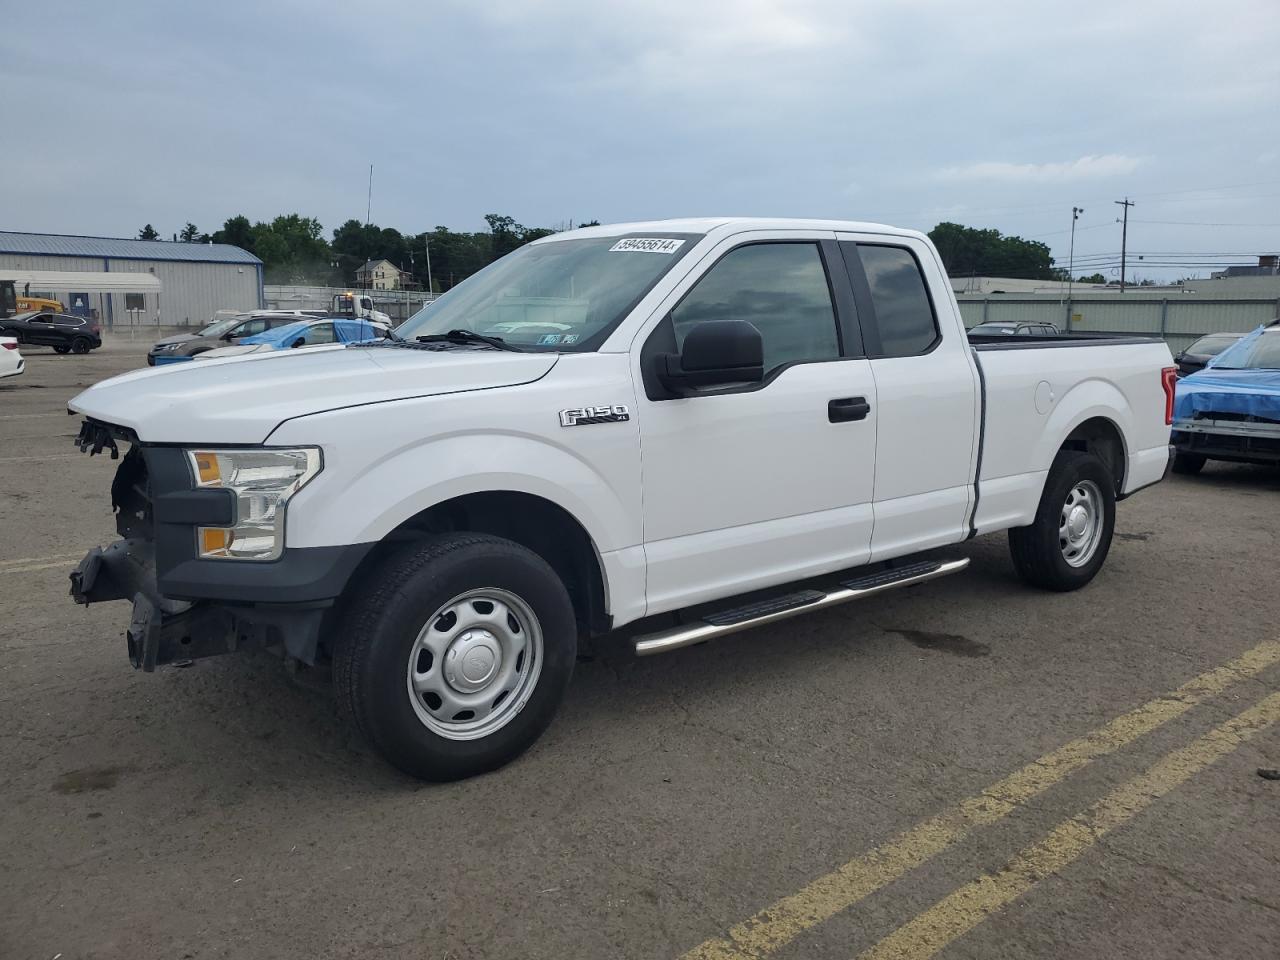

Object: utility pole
[1115,197,1134,291]
[1067,206,1083,329]
[366,164,374,225]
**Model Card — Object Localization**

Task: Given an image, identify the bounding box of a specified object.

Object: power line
[1128,219,1280,227]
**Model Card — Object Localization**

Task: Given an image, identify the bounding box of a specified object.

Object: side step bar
[632,558,970,657]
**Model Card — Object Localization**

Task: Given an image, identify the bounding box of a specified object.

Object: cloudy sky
[4,0,1278,279]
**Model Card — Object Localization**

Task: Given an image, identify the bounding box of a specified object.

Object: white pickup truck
[67,218,1176,781]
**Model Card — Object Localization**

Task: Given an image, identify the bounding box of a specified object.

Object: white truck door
[635,234,878,616]
[835,235,980,561]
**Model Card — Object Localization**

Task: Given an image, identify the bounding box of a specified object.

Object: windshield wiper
[415,329,525,352]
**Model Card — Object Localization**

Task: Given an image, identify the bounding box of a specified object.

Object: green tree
[137,224,160,240]
[211,215,255,253]
[250,214,332,284]
[1077,273,1106,284]
[179,222,200,242]
[928,222,1056,279]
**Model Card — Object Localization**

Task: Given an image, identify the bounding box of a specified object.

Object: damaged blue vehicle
[1172,319,1280,474]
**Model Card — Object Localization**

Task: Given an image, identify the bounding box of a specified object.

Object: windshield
[1186,334,1240,357]
[200,315,247,338]
[397,234,699,350]
[1210,329,1280,370]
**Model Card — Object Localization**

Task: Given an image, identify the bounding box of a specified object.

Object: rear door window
[855,245,939,358]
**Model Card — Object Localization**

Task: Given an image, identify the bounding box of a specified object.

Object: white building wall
[0,252,260,327]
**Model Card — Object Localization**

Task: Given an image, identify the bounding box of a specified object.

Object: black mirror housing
[658,319,764,395]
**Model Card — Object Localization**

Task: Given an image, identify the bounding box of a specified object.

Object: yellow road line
[0,455,83,463]
[0,553,84,568]
[681,640,1280,960]
[2,560,75,574]
[859,689,1280,960]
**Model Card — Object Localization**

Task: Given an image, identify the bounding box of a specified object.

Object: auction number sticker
[609,237,685,254]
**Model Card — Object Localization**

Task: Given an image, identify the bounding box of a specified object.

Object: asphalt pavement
[2,338,1278,960]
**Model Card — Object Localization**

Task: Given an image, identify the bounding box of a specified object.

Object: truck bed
[969,332,1162,350]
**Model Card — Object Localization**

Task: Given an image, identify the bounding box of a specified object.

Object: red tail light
[2,341,17,350]
[1161,366,1177,425]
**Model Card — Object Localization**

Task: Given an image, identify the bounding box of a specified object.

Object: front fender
[339,431,631,550]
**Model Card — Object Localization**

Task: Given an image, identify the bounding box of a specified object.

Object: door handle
[828,397,871,423]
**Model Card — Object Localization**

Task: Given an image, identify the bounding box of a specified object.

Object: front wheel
[333,533,577,781]
[1009,450,1116,592]
[54,345,71,354]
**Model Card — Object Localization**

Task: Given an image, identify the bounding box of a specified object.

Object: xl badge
[559,405,631,427]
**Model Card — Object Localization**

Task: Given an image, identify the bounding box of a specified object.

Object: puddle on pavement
[886,628,990,658]
[51,765,132,794]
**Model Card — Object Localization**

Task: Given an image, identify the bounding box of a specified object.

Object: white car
[67,217,1175,782]
[0,335,23,379]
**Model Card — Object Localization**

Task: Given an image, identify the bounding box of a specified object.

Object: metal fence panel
[956,296,1276,353]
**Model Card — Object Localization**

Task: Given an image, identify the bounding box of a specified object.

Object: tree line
[133,216,1099,290]
[137,215,599,291]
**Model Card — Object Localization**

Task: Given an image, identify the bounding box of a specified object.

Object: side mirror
[658,320,764,395]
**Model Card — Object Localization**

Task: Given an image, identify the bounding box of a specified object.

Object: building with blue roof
[0,231,263,329]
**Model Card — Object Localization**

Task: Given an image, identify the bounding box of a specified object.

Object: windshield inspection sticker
[538,334,563,345]
[609,237,685,254]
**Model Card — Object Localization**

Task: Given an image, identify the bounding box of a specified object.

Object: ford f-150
[66,218,1177,780]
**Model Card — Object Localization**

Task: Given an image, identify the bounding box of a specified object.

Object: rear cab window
[840,242,940,358]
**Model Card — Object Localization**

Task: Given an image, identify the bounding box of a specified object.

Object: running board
[632,558,970,657]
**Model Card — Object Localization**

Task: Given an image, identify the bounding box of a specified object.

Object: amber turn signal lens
[199,527,231,555]
[193,452,222,486]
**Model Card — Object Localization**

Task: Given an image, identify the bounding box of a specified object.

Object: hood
[150,332,204,349]
[1174,367,1280,422]
[69,344,559,444]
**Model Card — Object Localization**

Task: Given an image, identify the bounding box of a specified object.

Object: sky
[3,0,1279,281]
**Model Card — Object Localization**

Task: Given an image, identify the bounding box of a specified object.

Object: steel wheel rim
[1059,479,1104,568]
[405,588,543,741]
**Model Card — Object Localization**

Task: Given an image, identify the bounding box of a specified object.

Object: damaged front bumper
[70,538,331,672]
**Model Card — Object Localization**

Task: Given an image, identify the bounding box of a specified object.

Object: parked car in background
[0,311,101,354]
[968,321,1058,337]
[193,318,393,359]
[1172,320,1280,473]
[0,335,23,379]
[148,311,322,365]
[1172,332,1245,378]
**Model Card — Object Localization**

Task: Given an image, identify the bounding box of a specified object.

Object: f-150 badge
[559,405,631,427]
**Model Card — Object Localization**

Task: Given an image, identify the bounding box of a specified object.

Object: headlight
[159,343,180,351]
[186,448,321,560]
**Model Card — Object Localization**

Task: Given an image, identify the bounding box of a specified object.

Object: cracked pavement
[1,340,1278,959]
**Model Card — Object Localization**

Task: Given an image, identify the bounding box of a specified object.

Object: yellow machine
[16,295,63,314]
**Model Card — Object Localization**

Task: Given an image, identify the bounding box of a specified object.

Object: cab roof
[534,217,925,244]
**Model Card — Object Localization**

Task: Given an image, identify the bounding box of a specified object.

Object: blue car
[1171,319,1280,474]
[189,317,392,361]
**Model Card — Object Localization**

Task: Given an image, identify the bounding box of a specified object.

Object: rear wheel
[54,345,71,354]
[1172,452,1206,475]
[333,533,577,781]
[70,337,91,354]
[1009,450,1116,592]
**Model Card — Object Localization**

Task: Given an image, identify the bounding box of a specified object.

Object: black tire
[70,337,91,354]
[1172,452,1206,475]
[1008,450,1116,592]
[333,533,577,781]
[54,345,71,354]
